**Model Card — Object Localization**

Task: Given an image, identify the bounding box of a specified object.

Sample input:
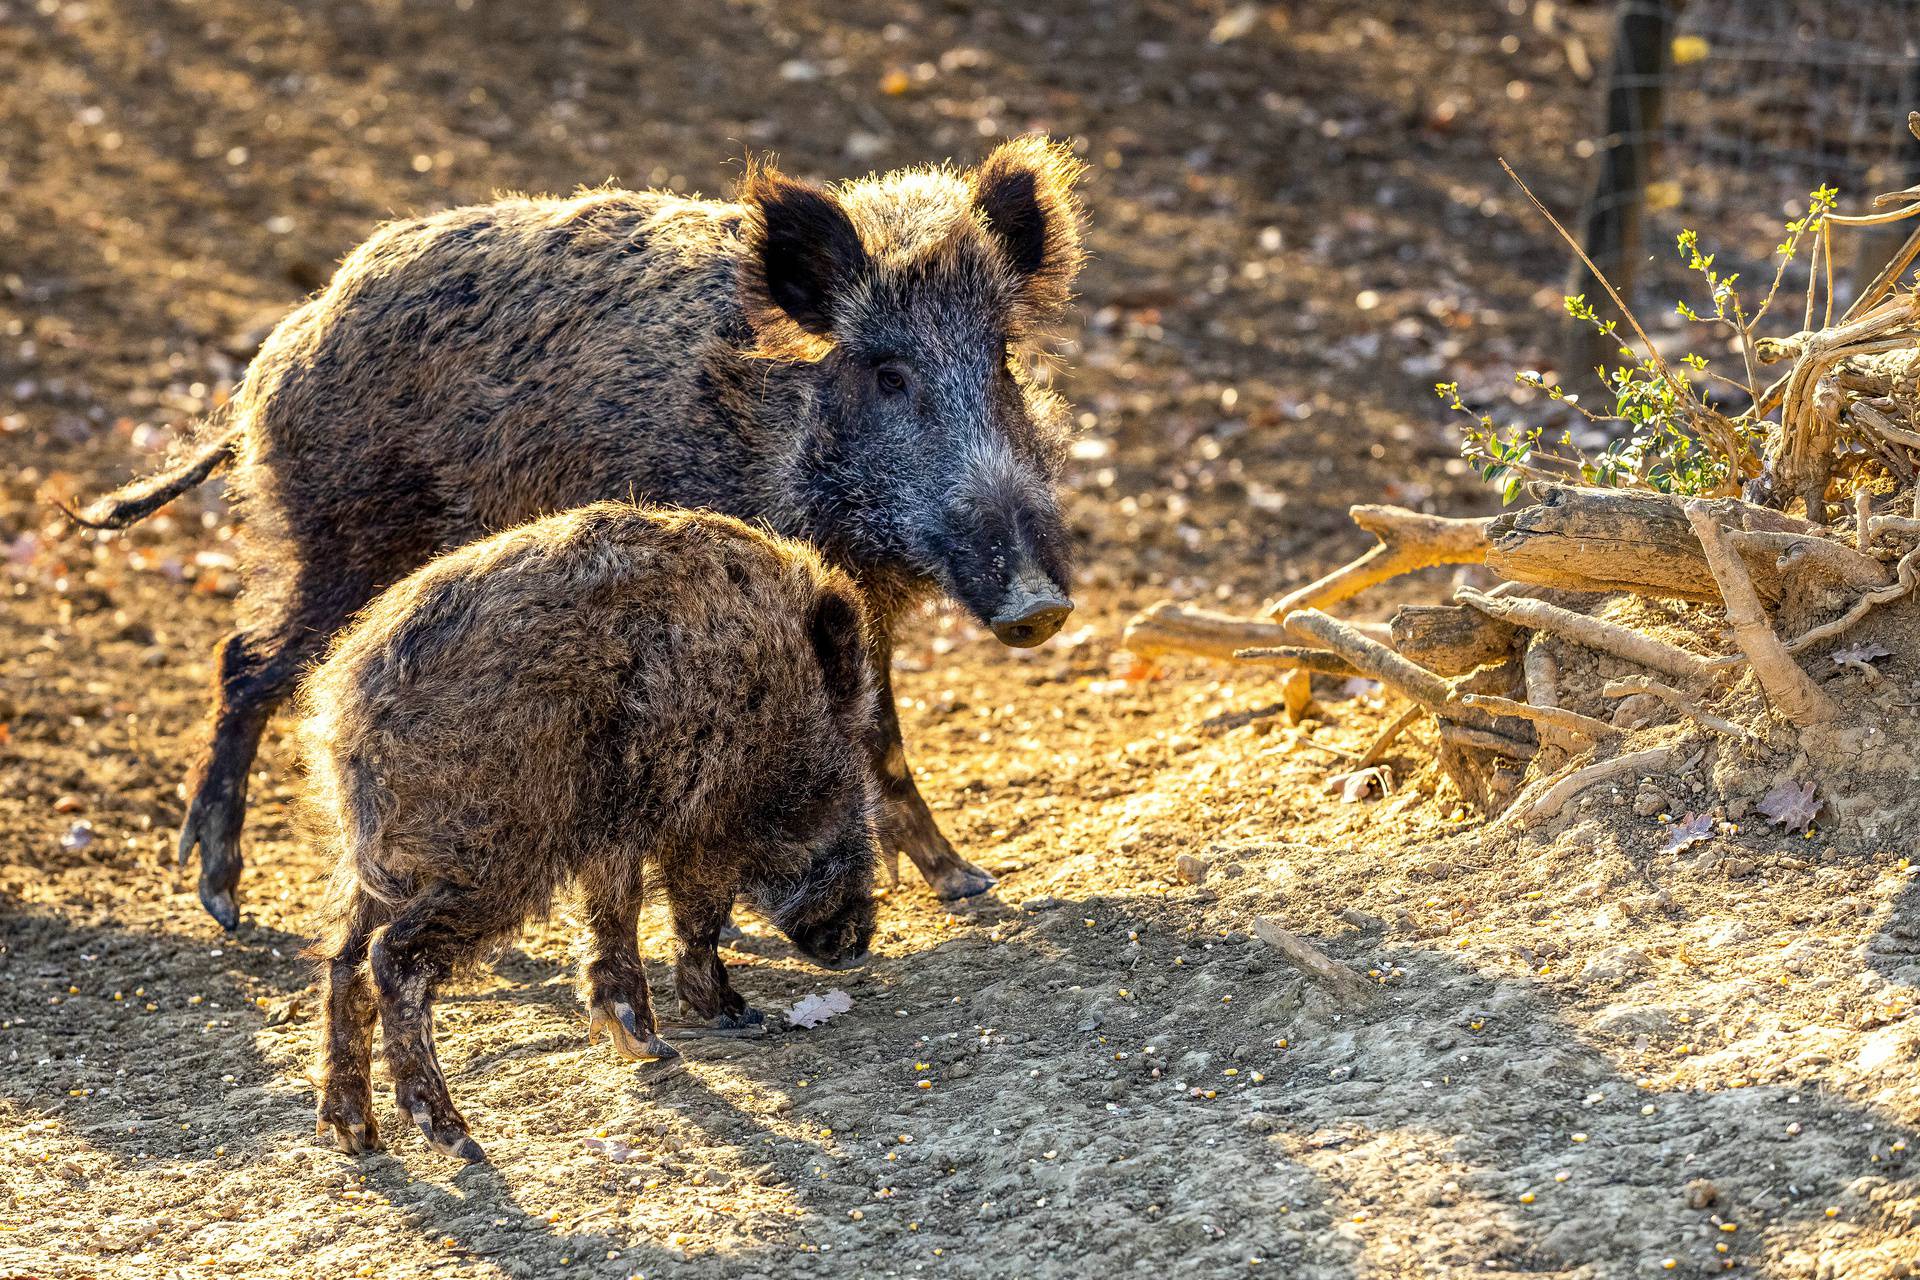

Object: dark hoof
[408,1104,484,1163]
[317,1095,382,1155]
[588,1000,678,1063]
[927,862,997,901]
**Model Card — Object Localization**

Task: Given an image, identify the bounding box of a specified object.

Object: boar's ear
[970,136,1088,325]
[809,584,871,715]
[739,160,870,347]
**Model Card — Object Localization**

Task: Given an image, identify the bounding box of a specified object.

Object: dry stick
[1521,639,1580,754]
[1455,586,1718,683]
[1856,490,1873,549]
[1251,918,1378,1008]
[1457,693,1620,742]
[1355,703,1424,769]
[1259,506,1493,620]
[1601,677,1745,736]
[1682,501,1840,726]
[1498,159,1675,384]
[1122,600,1386,666]
[1753,225,1920,420]
[1281,608,1454,709]
[1520,746,1677,827]
[1853,399,1920,450]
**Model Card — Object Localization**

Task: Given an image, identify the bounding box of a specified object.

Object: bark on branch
[1260,506,1493,620]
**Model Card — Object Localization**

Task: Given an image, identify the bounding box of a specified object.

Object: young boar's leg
[669,880,764,1032]
[581,861,678,1063]
[184,579,369,930]
[370,883,499,1163]
[315,888,384,1154]
[869,631,996,901]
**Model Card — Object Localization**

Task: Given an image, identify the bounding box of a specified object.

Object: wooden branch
[1520,746,1677,826]
[1601,677,1745,736]
[1252,918,1378,1007]
[1123,601,1389,665]
[1683,501,1840,726]
[1231,646,1361,676]
[1388,604,1518,676]
[1485,485,1837,602]
[1281,609,1454,709]
[1455,586,1718,683]
[1458,693,1620,742]
[1260,506,1492,620]
[1522,638,1579,753]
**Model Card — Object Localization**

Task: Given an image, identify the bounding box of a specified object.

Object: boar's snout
[990,584,1073,647]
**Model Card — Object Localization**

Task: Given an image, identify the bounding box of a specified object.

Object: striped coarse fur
[302,502,879,1163]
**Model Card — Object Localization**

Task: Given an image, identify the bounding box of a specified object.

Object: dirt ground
[3,1,1918,1276]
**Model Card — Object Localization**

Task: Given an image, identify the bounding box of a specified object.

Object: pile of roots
[1125,137,1920,847]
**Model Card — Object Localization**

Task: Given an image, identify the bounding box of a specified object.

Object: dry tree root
[1455,586,1718,683]
[1516,746,1678,827]
[1260,506,1492,621]
[1279,609,1453,709]
[1389,604,1518,675]
[1600,677,1745,737]
[1683,501,1840,727]
[1456,693,1619,742]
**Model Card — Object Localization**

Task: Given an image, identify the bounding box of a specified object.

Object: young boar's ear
[969,136,1088,324]
[809,586,871,714]
[739,161,870,344]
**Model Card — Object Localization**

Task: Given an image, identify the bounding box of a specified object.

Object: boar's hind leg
[315,887,385,1154]
[870,634,996,901]
[369,883,501,1163]
[184,580,370,931]
[669,880,764,1033]
[581,863,678,1063]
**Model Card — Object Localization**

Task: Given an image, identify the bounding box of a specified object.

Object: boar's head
[739,136,1086,647]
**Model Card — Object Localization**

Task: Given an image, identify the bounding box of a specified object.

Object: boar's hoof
[409,1105,485,1163]
[589,1001,679,1063]
[316,1100,382,1155]
[926,862,997,902]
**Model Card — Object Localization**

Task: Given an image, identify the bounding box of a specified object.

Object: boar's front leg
[668,879,764,1033]
[581,860,678,1063]
[869,629,996,901]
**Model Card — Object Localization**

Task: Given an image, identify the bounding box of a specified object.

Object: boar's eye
[874,364,910,397]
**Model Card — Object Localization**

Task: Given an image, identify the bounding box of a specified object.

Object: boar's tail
[58,424,242,530]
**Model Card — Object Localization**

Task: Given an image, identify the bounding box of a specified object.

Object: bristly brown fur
[304,502,882,1161]
[66,140,1086,927]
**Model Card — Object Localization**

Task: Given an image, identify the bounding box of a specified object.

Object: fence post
[1565,0,1676,381]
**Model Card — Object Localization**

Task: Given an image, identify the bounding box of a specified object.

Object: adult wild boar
[70,138,1086,929]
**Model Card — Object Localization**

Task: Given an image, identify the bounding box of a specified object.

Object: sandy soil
[2,1,1917,1277]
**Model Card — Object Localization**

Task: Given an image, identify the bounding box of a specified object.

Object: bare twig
[1436,722,1536,758]
[1231,646,1363,676]
[1683,501,1840,726]
[1355,704,1424,769]
[1601,677,1745,736]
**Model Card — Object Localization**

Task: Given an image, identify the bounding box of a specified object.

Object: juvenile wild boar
[304,503,879,1161]
[71,138,1087,929]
